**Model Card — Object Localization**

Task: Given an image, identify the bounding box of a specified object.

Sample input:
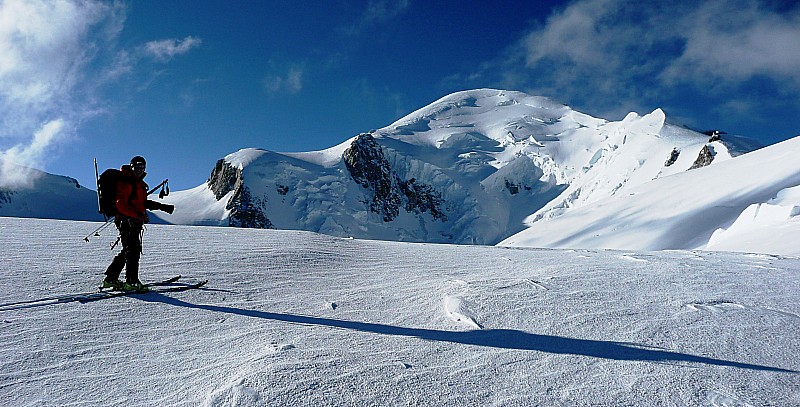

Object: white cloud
[0,0,201,189]
[0,0,111,134]
[264,67,304,94]
[0,0,123,188]
[661,1,800,86]
[143,36,202,62]
[342,0,411,36]
[361,0,410,26]
[0,119,66,188]
[492,0,800,121]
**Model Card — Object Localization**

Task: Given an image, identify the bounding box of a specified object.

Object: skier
[101,156,174,292]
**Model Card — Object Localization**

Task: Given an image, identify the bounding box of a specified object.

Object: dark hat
[130,156,146,166]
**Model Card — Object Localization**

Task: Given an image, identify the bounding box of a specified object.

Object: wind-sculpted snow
[1,218,798,405]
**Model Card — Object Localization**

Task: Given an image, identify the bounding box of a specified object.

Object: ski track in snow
[0,218,798,406]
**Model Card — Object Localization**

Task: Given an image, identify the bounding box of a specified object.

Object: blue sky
[1,0,799,191]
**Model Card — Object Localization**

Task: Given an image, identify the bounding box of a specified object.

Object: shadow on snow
[141,293,796,374]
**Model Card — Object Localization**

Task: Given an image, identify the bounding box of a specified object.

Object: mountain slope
[1,218,798,405]
[499,136,800,255]
[0,165,100,221]
[155,89,746,247]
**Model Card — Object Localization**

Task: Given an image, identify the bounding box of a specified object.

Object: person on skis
[101,156,174,292]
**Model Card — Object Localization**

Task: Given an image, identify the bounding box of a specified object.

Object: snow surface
[501,136,800,256]
[1,217,798,406]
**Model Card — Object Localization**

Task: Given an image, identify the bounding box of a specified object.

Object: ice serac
[153,88,766,249]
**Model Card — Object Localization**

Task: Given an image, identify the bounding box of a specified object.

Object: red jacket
[115,165,149,220]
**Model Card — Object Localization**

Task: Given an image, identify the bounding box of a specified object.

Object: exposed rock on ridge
[343,133,447,222]
[207,159,273,228]
[690,145,716,170]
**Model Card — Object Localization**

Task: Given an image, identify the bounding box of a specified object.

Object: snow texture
[1,217,798,406]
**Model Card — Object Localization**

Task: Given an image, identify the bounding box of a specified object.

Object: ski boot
[123,280,150,292]
[101,278,124,290]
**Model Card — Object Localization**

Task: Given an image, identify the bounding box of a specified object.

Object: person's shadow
[140,293,796,373]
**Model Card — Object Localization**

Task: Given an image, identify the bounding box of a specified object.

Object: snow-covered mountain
[154,89,789,251]
[0,164,100,221]
[4,89,798,255]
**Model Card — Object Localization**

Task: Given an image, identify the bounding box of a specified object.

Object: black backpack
[97,168,123,218]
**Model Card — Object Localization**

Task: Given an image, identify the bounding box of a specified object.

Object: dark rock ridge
[342,133,401,221]
[689,145,716,170]
[0,190,13,206]
[343,133,447,222]
[208,159,240,200]
[207,159,273,228]
[664,148,680,167]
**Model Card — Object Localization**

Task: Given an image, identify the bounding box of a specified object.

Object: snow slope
[706,185,800,255]
[0,165,100,221]
[500,136,800,256]
[1,217,798,405]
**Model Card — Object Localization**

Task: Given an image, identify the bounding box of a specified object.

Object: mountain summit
[153,89,782,250]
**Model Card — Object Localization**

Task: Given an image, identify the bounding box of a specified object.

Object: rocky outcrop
[344,133,447,222]
[0,190,12,207]
[227,185,272,228]
[664,148,680,167]
[207,159,273,228]
[689,145,715,170]
[399,178,447,221]
[208,159,240,200]
[343,133,401,222]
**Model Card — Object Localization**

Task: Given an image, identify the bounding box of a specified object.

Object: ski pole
[148,178,169,196]
[83,218,114,242]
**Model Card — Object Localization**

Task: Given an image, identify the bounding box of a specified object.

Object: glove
[161,203,175,214]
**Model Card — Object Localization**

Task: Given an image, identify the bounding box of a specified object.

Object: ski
[0,275,184,310]
[98,275,181,291]
[78,279,208,303]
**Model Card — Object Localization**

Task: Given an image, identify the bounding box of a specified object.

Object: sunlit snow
[1,218,798,405]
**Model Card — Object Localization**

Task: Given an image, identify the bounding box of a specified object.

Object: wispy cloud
[0,120,66,188]
[143,36,202,62]
[0,0,202,188]
[661,1,800,86]
[342,0,411,36]
[480,0,800,124]
[0,0,122,188]
[264,67,304,95]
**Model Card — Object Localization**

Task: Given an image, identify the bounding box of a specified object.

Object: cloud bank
[488,0,800,127]
[0,0,120,188]
[0,0,201,189]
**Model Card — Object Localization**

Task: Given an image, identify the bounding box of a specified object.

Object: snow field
[0,218,798,406]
